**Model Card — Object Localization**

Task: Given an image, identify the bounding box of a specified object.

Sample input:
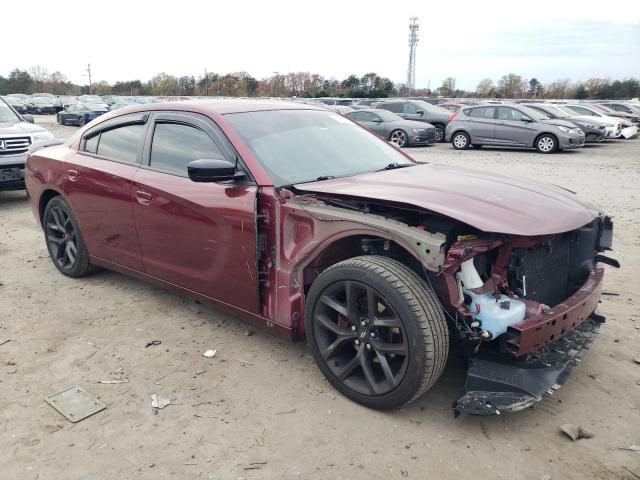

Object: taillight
[449,111,459,122]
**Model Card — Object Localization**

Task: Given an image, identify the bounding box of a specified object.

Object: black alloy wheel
[312,279,410,396]
[305,256,449,409]
[43,196,95,277]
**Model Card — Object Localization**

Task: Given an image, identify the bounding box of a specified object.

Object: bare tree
[475,78,495,97]
[439,77,456,97]
[29,65,49,91]
[497,73,523,98]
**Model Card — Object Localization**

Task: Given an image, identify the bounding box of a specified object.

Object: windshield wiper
[374,162,415,172]
[315,175,336,181]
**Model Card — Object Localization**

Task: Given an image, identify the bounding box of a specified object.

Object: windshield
[553,105,579,117]
[536,105,567,118]
[519,105,550,120]
[0,100,21,122]
[225,109,413,186]
[414,101,449,114]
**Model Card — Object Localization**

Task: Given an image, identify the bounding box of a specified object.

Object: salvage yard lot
[1,117,639,479]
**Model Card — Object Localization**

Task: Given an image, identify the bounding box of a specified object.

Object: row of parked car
[311,97,640,153]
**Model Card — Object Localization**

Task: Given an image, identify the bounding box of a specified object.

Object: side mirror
[372,118,382,123]
[187,158,244,183]
[416,110,424,116]
[520,117,533,123]
[22,114,34,124]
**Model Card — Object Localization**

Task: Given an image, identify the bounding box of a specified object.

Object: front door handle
[66,169,79,182]
[135,190,153,205]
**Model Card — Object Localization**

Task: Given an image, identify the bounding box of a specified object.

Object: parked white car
[560,104,638,139]
[553,105,623,138]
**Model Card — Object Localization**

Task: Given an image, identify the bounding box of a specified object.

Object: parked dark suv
[374,100,449,142]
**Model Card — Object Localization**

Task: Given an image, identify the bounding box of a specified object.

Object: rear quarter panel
[25,146,68,224]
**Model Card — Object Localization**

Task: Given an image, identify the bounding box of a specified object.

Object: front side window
[95,124,146,164]
[568,106,594,116]
[149,122,223,176]
[225,109,412,187]
[402,102,419,114]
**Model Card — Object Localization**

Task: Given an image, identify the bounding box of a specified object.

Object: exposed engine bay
[277,192,619,414]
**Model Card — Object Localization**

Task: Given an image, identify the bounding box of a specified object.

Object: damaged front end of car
[275,185,619,415]
[436,217,619,415]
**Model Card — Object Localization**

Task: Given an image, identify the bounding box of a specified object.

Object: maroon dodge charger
[25,100,619,414]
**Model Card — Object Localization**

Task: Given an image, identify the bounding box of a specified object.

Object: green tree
[8,69,34,94]
[0,76,8,95]
[341,74,360,91]
[528,78,542,97]
[574,83,588,99]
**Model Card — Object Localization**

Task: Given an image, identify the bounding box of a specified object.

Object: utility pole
[204,68,208,96]
[407,17,419,92]
[86,63,93,94]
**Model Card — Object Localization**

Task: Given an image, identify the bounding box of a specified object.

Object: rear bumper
[454,315,602,415]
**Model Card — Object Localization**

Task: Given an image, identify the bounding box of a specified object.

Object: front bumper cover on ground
[454,315,603,415]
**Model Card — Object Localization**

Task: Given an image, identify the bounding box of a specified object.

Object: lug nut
[370,331,376,338]
[360,320,367,327]
[351,325,357,332]
[354,339,361,346]
[366,343,372,350]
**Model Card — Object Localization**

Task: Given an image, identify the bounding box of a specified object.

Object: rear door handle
[135,190,153,205]
[66,169,79,182]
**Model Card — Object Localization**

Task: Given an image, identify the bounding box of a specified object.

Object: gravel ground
[1,115,639,480]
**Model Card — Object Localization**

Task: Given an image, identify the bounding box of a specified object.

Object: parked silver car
[445,104,585,153]
[345,109,436,147]
[374,100,450,142]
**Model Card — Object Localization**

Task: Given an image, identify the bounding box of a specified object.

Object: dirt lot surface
[1,115,639,479]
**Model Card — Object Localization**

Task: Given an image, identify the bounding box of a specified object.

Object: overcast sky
[3,0,639,90]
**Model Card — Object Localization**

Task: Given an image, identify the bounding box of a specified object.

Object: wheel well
[302,235,425,294]
[534,131,558,147]
[39,189,60,225]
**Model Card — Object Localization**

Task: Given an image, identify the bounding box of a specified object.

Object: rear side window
[380,103,401,113]
[466,107,496,119]
[96,124,146,164]
[84,134,99,154]
[150,122,223,176]
[497,107,531,121]
[567,106,594,116]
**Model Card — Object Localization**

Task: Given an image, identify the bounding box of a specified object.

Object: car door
[494,107,535,146]
[399,101,426,122]
[63,113,148,270]
[131,111,259,313]
[465,106,496,143]
[359,112,388,137]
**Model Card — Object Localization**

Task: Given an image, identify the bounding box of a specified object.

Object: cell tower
[407,17,419,91]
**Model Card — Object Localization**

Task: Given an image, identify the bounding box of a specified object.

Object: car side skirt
[90,255,295,340]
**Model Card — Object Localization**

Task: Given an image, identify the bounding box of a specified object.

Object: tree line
[1,66,638,99]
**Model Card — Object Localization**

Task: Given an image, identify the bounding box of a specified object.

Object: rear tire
[43,196,96,278]
[451,131,471,150]
[304,256,449,409]
[433,124,445,142]
[535,134,558,153]
[78,116,86,127]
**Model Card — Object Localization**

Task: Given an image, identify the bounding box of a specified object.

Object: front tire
[304,256,449,409]
[43,196,95,278]
[451,131,471,150]
[389,129,408,147]
[78,116,86,127]
[535,134,558,153]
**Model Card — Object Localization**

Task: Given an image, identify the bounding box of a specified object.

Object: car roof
[108,99,328,116]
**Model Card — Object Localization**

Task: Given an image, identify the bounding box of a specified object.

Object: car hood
[294,164,598,236]
[0,121,48,136]
[539,118,579,128]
